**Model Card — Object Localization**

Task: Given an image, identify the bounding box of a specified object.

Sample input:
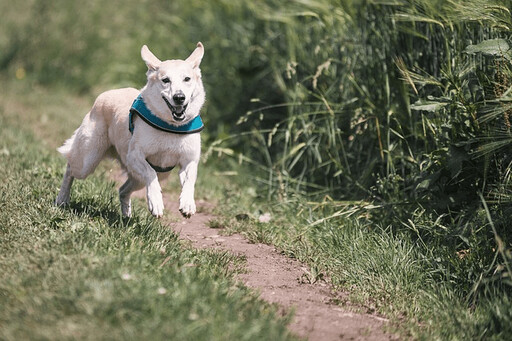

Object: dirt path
[118,173,395,340]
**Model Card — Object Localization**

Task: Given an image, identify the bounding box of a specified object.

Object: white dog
[55,43,205,218]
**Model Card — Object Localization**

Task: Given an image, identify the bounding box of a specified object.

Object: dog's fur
[55,43,205,218]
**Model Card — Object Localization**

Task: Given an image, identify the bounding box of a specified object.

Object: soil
[116,172,396,341]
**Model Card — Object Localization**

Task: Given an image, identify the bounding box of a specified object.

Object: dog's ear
[141,45,161,71]
[185,42,204,69]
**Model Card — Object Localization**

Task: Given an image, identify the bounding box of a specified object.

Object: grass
[2,0,512,339]
[196,0,512,338]
[0,81,296,340]
[204,169,512,339]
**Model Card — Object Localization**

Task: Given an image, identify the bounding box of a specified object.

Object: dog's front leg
[126,149,164,218]
[178,161,198,218]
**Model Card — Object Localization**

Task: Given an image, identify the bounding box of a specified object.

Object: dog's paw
[179,196,196,218]
[55,197,68,207]
[147,191,164,218]
[55,192,70,207]
[120,199,132,218]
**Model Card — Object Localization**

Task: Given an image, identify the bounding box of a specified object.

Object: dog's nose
[173,91,186,105]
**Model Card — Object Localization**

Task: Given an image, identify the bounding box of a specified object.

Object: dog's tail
[57,130,77,159]
[56,107,110,179]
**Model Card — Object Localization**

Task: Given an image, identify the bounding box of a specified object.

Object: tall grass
[206,0,512,336]
[2,0,512,337]
[209,0,512,293]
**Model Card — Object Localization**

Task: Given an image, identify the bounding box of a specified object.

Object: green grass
[204,170,512,339]
[0,83,296,340]
[2,0,512,339]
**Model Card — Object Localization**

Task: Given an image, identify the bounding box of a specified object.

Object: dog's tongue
[172,107,186,121]
[173,106,185,114]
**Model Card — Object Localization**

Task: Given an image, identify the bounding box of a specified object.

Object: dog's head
[140,43,205,125]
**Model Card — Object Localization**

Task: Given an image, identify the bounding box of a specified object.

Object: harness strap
[129,94,204,134]
[128,94,204,173]
[146,159,174,173]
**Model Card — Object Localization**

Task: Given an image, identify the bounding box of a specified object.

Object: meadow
[0,80,297,340]
[1,0,512,339]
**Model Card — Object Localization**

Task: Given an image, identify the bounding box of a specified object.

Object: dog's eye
[161,77,170,84]
[184,77,191,82]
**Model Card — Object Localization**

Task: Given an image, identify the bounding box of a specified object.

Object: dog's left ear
[186,42,204,69]
[141,45,162,71]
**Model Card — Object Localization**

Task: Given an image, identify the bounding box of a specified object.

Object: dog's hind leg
[55,163,74,206]
[119,175,144,217]
[59,105,112,179]
[56,107,111,207]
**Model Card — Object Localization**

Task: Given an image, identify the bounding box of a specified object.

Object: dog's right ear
[141,45,161,71]
[186,42,204,69]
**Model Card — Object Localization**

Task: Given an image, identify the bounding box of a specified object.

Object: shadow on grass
[60,197,166,241]
[64,199,132,229]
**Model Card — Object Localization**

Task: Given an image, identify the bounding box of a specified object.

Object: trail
[117,172,395,340]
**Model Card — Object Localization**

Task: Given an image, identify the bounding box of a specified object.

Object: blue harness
[129,94,204,172]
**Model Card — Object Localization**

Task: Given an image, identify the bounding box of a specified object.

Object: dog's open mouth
[162,96,187,122]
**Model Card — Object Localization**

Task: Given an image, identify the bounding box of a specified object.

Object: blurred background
[1,0,512,336]
[1,0,286,138]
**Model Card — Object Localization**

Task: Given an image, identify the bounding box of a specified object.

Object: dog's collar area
[129,94,204,135]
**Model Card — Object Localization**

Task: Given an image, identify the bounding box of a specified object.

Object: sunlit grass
[0,80,296,341]
[1,0,512,338]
